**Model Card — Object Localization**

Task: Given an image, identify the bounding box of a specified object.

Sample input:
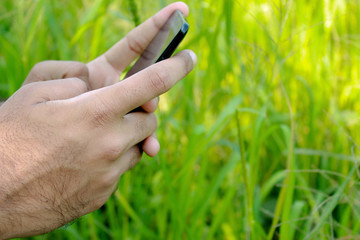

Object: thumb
[24,61,89,86]
[21,78,88,103]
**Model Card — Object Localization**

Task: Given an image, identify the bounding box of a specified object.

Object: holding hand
[0,2,196,239]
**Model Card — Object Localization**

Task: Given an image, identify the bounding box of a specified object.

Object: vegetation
[1,0,360,239]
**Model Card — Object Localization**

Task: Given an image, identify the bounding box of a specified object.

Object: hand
[0,2,196,239]
[22,60,160,157]
[22,1,192,158]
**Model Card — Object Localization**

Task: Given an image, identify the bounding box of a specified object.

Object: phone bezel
[125,10,189,78]
[154,10,189,63]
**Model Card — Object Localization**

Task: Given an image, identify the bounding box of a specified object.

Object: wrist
[0,157,15,239]
[0,140,68,239]
[0,173,62,239]
[0,171,19,240]
[0,200,16,240]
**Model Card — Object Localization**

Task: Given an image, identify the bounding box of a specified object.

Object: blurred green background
[1,0,360,239]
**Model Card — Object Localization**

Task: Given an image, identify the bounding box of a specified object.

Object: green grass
[1,0,360,239]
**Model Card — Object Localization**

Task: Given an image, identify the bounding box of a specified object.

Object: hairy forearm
[0,205,16,240]
[0,148,24,239]
[0,204,53,239]
[0,207,9,240]
[0,143,56,239]
[0,167,64,239]
[0,160,17,239]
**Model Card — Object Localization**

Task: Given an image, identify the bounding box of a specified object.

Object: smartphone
[125,10,189,78]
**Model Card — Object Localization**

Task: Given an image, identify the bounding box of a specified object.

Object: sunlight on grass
[1,0,360,239]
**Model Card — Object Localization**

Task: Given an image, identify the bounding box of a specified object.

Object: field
[1,0,360,239]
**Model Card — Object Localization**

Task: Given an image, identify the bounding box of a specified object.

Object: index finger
[75,50,196,118]
[98,2,189,72]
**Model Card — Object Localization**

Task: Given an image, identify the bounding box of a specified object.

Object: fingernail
[188,50,197,65]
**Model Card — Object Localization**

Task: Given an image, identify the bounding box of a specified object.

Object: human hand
[22,1,191,157]
[0,2,196,239]
[22,60,160,157]
[85,1,191,154]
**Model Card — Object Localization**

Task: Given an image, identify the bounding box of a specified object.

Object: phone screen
[125,10,189,78]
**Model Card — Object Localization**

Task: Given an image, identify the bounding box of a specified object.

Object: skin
[0,2,196,239]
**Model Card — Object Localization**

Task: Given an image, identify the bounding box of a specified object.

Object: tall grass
[1,0,360,239]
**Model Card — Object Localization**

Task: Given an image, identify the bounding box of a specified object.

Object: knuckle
[148,67,169,92]
[126,33,145,55]
[70,78,88,93]
[65,62,89,81]
[102,142,125,161]
[18,82,40,99]
[91,111,111,127]
[88,96,115,127]
[101,170,119,189]
[26,61,48,82]
[32,61,48,73]
[141,48,156,61]
[151,15,163,30]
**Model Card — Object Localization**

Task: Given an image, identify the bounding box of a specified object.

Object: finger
[109,145,143,193]
[141,97,159,113]
[121,112,157,147]
[95,145,143,202]
[99,2,189,72]
[142,133,160,157]
[23,78,88,103]
[83,112,156,168]
[129,96,158,113]
[115,145,143,176]
[24,61,89,87]
[76,50,196,117]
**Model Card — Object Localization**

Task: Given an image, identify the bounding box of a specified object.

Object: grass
[1,0,360,239]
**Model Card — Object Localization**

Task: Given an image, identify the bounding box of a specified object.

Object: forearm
[0,158,68,239]
[0,204,49,239]
[0,175,63,239]
[0,149,49,239]
[0,168,17,239]
[0,205,57,239]
[0,151,21,239]
[0,206,16,240]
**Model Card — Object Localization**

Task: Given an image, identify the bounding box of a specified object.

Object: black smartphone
[125,10,189,78]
